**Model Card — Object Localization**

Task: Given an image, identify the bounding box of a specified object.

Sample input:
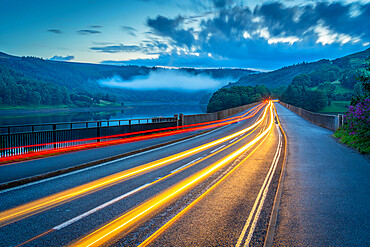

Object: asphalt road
[0,104,258,184]
[0,102,284,246]
[273,103,370,247]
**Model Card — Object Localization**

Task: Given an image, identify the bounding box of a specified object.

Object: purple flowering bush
[334,98,370,153]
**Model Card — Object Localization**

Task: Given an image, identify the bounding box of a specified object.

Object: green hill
[231,47,370,89]
[0,52,254,107]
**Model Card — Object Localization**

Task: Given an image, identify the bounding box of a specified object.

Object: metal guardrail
[0,117,178,135]
[0,116,178,158]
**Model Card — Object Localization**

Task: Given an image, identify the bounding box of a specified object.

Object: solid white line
[210,144,226,153]
[53,183,151,230]
[170,156,203,174]
[243,128,282,246]
[235,126,282,247]
[0,125,230,194]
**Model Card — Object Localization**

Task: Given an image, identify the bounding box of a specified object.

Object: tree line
[0,65,116,107]
[207,85,270,113]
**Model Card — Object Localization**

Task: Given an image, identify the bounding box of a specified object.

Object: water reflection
[0,104,206,126]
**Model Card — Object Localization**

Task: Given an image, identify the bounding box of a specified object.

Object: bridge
[0,101,368,246]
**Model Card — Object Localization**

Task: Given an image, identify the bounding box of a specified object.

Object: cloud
[90,44,141,53]
[77,29,101,35]
[47,29,62,34]
[128,1,369,69]
[49,55,75,61]
[122,26,137,37]
[147,15,195,47]
[91,25,103,28]
[98,70,226,91]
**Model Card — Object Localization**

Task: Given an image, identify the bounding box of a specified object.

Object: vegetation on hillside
[334,60,370,153]
[207,85,269,113]
[0,65,117,107]
[278,49,370,112]
[0,52,254,106]
[233,47,370,89]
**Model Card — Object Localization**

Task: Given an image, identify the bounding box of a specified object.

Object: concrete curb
[0,129,216,191]
[264,105,288,247]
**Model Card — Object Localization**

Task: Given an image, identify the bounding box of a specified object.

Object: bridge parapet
[279,102,346,131]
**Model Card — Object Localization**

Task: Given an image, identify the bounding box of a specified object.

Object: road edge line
[264,103,288,247]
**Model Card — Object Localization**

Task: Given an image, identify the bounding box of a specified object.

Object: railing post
[179,114,184,126]
[174,114,179,127]
[97,122,101,142]
[53,124,56,149]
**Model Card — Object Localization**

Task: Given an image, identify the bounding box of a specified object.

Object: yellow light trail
[0,104,269,228]
[70,102,274,247]
[14,113,264,247]
[138,123,273,247]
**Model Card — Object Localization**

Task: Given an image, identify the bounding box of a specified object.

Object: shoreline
[0,105,129,116]
[0,103,206,117]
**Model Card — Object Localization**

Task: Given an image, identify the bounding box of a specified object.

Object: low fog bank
[98,70,229,91]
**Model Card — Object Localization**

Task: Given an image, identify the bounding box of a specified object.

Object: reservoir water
[0,103,207,126]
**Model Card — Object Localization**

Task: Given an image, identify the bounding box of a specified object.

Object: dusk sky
[1,0,369,70]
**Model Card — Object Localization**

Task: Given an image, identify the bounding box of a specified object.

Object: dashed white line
[229,138,238,143]
[210,144,226,154]
[53,183,151,230]
[170,156,203,174]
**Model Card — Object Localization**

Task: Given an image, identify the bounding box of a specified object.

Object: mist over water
[98,70,228,91]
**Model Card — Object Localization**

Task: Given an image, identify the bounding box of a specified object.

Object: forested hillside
[0,52,254,107]
[0,65,119,107]
[279,49,370,112]
[207,85,270,113]
[230,47,370,112]
[232,47,370,89]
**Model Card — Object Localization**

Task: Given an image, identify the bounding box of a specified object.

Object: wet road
[273,103,370,246]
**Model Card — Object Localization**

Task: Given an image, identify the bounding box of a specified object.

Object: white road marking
[53,183,151,230]
[236,126,282,247]
[170,156,203,174]
[210,145,226,154]
[229,138,238,143]
[31,105,265,234]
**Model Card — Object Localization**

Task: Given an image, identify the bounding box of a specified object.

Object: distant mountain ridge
[0,52,255,103]
[230,47,370,88]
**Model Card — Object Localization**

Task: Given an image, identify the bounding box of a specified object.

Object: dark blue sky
[0,0,369,70]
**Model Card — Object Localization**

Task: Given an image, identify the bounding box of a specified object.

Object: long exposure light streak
[0,103,265,163]
[15,116,264,247]
[70,102,274,247]
[0,104,269,227]
[138,121,273,247]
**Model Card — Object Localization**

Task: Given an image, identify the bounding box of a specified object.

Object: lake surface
[0,104,207,126]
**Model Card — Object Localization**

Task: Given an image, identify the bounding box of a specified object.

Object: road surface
[0,102,285,246]
[273,103,370,246]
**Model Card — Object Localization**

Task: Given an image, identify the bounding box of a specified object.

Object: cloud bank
[47,29,62,34]
[77,29,101,35]
[98,70,227,91]
[49,55,75,61]
[99,1,370,70]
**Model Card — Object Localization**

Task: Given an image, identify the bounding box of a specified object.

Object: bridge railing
[0,116,178,158]
[279,102,346,131]
[0,102,263,159]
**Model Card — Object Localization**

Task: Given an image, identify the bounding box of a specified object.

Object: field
[318,101,350,114]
